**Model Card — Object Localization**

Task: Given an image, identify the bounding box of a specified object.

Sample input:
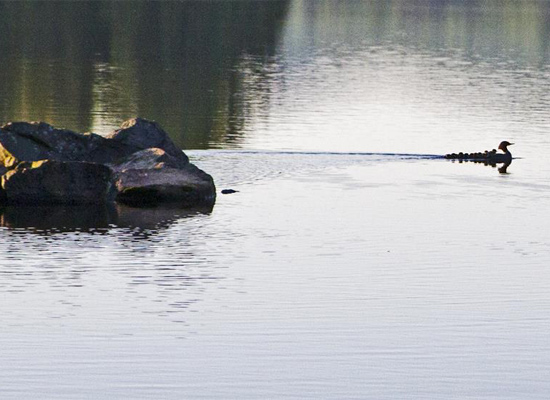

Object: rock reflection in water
[0,203,214,233]
[0,201,220,322]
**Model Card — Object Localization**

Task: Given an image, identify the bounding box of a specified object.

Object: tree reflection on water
[1,0,549,152]
[0,1,289,148]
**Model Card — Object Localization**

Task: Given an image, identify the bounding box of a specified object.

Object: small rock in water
[221,189,239,194]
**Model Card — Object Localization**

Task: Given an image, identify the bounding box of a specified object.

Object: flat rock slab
[115,165,215,207]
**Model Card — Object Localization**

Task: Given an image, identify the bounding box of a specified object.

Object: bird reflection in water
[445,141,514,174]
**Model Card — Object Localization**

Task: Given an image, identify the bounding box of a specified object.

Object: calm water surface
[1,1,550,399]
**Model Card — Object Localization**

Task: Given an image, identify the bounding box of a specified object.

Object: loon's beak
[509,143,514,146]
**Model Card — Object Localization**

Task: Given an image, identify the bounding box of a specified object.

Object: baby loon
[445,141,513,163]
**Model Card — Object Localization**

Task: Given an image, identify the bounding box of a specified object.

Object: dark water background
[1,1,549,150]
[0,1,288,148]
[1,1,550,399]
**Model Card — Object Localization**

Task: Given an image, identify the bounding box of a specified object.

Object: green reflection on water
[0,1,289,148]
[0,0,549,149]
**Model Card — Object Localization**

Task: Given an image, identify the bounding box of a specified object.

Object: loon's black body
[445,141,513,163]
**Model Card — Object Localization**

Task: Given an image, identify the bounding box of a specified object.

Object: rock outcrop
[0,118,215,207]
[111,148,215,207]
[1,160,115,205]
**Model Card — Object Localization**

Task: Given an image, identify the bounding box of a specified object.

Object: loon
[445,141,513,163]
[493,140,514,163]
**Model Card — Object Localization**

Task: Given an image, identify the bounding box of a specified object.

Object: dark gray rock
[2,122,84,161]
[114,163,216,207]
[105,118,189,165]
[0,118,189,167]
[1,160,116,205]
[0,121,126,166]
[110,147,186,172]
[115,164,216,207]
[0,118,215,208]
[111,147,215,206]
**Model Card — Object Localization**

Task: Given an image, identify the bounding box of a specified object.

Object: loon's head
[498,141,514,152]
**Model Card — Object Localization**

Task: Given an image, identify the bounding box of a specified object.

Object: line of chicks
[444,149,499,161]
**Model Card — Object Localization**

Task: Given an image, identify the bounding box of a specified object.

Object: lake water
[1,1,550,398]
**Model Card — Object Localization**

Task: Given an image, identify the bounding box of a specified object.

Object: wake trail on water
[188,149,444,159]
[186,149,446,188]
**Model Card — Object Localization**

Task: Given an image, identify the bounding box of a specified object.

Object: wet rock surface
[114,164,216,207]
[1,160,115,205]
[0,118,215,207]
